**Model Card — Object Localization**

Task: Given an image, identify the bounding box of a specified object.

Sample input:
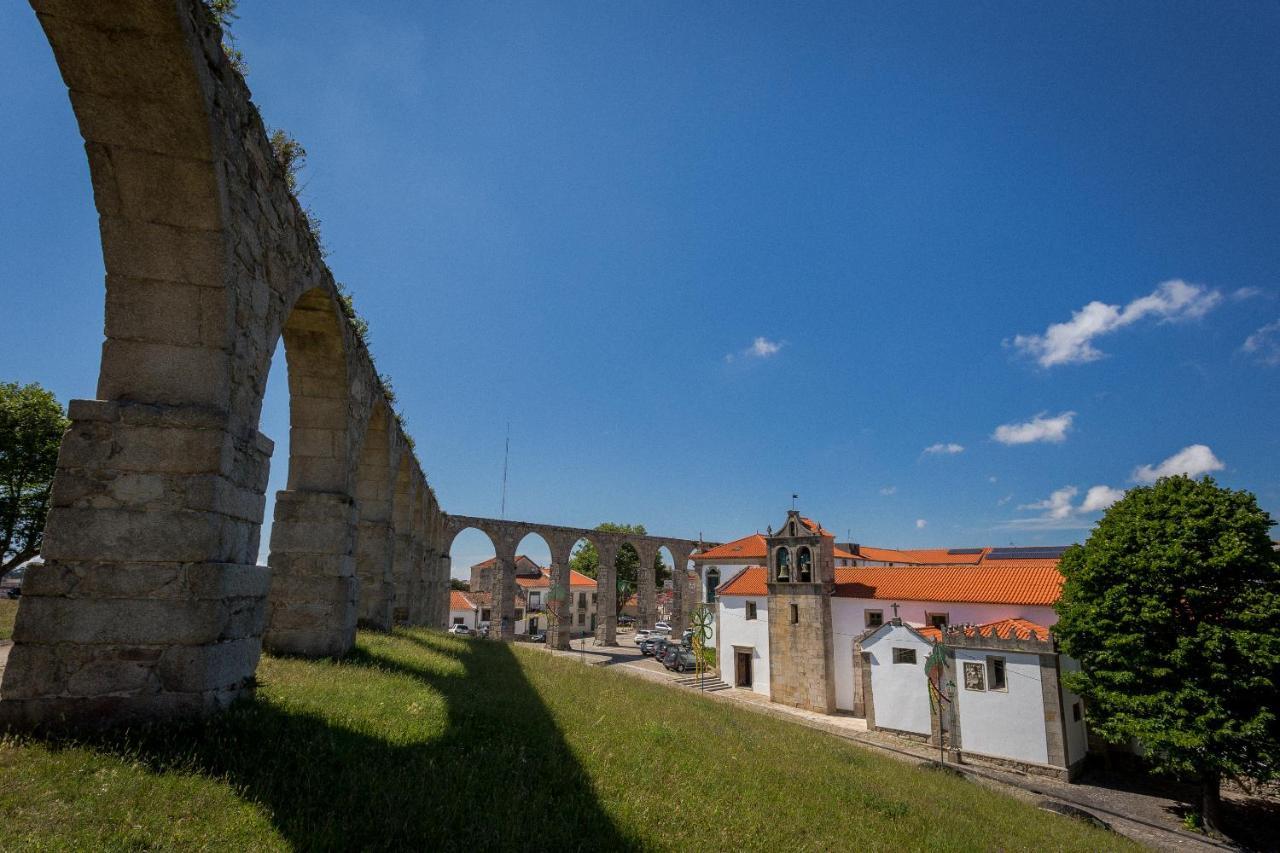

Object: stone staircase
[672,672,732,693]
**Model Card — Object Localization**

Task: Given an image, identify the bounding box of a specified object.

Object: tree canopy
[1,381,69,575]
[1053,475,1280,833]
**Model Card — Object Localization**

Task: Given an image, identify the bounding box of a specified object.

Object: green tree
[449,578,469,591]
[569,523,670,616]
[1,382,69,575]
[1054,476,1280,835]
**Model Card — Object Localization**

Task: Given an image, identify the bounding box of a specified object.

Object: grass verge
[1,628,1133,850]
[0,598,15,641]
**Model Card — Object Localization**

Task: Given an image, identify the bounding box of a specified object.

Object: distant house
[449,590,479,629]
[714,509,1086,780]
[469,556,598,637]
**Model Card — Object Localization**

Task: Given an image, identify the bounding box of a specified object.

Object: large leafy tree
[569,522,670,616]
[1054,475,1280,834]
[1,382,69,575]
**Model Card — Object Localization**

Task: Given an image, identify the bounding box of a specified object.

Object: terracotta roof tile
[853,546,989,565]
[515,568,597,589]
[919,617,1051,642]
[717,565,768,596]
[833,562,1062,606]
[695,533,767,561]
[449,590,475,611]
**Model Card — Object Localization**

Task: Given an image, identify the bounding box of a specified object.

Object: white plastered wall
[863,624,933,736]
[717,594,770,695]
[954,647,1048,765]
[831,599,1058,711]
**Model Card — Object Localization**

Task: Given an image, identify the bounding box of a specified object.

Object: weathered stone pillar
[436,553,451,628]
[490,535,519,641]
[635,543,657,631]
[264,490,358,657]
[356,519,395,629]
[0,401,273,727]
[670,545,694,634]
[597,542,619,646]
[547,537,576,651]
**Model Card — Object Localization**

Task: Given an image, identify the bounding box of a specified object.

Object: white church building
[711,510,1089,780]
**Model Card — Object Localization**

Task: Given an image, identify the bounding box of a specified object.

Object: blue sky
[2,2,1278,575]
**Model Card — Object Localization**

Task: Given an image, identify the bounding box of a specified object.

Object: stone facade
[765,512,837,713]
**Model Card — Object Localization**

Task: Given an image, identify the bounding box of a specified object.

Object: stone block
[43,507,224,563]
[105,274,228,348]
[98,339,231,410]
[157,638,262,693]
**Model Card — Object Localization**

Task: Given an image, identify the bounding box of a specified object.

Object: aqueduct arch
[0,0,698,730]
[442,516,701,648]
[0,0,449,728]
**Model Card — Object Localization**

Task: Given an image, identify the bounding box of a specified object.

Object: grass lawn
[0,628,1132,851]
[0,598,15,641]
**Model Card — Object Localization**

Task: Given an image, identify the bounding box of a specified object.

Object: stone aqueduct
[0,0,702,728]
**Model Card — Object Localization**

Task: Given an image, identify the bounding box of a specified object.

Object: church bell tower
[765,510,837,713]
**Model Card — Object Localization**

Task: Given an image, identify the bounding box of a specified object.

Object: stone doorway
[735,649,753,688]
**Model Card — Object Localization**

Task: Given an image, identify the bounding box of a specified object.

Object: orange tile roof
[717,565,769,596]
[695,533,767,561]
[833,563,1062,606]
[853,546,989,565]
[450,590,476,611]
[919,617,1051,643]
[696,533,855,562]
[515,567,598,589]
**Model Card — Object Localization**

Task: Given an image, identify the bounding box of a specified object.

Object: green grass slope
[0,599,15,640]
[0,628,1131,851]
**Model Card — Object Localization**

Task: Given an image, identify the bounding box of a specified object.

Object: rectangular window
[926,612,949,629]
[987,656,1007,691]
[452,617,464,625]
[592,593,598,604]
[865,610,883,628]
[577,612,585,625]
[963,661,986,691]
[745,601,757,620]
[530,592,540,606]
[789,603,799,624]
[892,647,916,665]
[1072,702,1082,722]
[578,592,586,609]
[514,608,524,622]
[481,608,491,622]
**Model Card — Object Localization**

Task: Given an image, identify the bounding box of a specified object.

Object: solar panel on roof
[947,548,984,555]
[986,546,1069,560]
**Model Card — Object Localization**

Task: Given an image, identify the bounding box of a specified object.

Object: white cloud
[992,411,1075,445]
[1011,280,1222,368]
[879,486,897,496]
[988,475,998,483]
[1019,486,1078,520]
[923,442,965,455]
[1080,485,1125,513]
[915,518,927,529]
[725,336,784,362]
[1242,319,1280,366]
[1132,444,1225,483]
[1232,287,1264,301]
[1008,482,1125,528]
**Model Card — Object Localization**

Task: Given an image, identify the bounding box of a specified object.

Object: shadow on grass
[44,632,639,851]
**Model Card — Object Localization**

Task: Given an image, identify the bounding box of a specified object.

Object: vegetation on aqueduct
[1,628,1129,851]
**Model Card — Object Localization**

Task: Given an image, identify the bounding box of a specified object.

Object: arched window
[775,547,791,582]
[705,568,721,603]
[797,546,812,582]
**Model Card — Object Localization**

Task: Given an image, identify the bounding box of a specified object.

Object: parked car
[681,629,693,645]
[529,632,547,643]
[447,624,471,636]
[633,629,653,646]
[650,637,673,660]
[671,647,698,673]
[618,615,636,626]
[660,645,682,670]
[654,621,672,633]
[640,636,665,656]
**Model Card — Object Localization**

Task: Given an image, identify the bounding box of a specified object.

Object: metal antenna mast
[499,421,510,519]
